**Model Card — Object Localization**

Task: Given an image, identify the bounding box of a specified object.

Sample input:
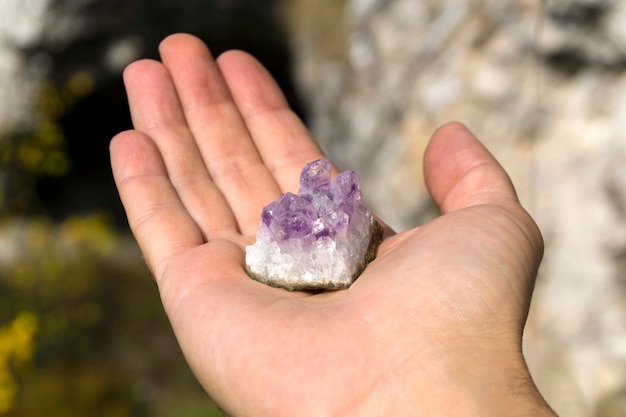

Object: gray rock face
[286,0,626,415]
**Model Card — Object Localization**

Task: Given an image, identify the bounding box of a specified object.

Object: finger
[123,59,238,241]
[217,51,400,240]
[423,122,519,213]
[110,130,204,279]
[158,33,281,235]
[216,50,329,193]
[423,122,543,266]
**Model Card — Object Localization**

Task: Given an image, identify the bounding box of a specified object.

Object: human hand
[110,34,556,417]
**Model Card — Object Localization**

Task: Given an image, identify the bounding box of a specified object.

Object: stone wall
[284,0,626,415]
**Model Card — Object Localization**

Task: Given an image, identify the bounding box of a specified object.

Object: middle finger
[159,34,281,235]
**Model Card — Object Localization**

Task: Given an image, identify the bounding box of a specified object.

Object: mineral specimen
[245,159,383,290]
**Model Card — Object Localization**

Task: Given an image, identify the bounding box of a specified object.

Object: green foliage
[0,73,225,416]
[0,214,225,416]
[0,81,73,215]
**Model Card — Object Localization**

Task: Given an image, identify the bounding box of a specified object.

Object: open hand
[111,34,555,417]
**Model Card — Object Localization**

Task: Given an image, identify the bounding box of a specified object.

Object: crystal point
[299,159,332,194]
[245,159,382,291]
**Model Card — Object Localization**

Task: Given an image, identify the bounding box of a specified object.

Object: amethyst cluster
[245,159,382,290]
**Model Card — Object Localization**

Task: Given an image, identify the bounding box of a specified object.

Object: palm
[111,34,545,417]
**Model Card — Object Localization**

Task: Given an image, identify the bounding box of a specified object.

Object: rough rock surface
[285,0,626,415]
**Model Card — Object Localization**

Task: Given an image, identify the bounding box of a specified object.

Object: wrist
[433,343,557,417]
[448,355,557,417]
[347,336,557,417]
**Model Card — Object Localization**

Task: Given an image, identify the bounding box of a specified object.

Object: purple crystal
[261,200,278,227]
[299,159,331,194]
[331,171,362,216]
[312,217,332,238]
[262,159,358,244]
[314,192,349,234]
[245,158,382,290]
[331,170,362,202]
[266,192,316,240]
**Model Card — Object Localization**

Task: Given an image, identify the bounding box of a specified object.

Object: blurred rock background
[1,0,625,416]
[285,1,626,416]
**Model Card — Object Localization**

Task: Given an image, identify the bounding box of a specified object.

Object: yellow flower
[0,312,38,414]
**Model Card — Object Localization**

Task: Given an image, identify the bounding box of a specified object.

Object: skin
[110,33,557,417]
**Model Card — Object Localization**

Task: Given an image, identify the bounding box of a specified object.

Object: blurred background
[0,0,625,416]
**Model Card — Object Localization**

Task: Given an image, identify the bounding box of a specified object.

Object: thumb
[423,122,519,214]
[422,122,544,320]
